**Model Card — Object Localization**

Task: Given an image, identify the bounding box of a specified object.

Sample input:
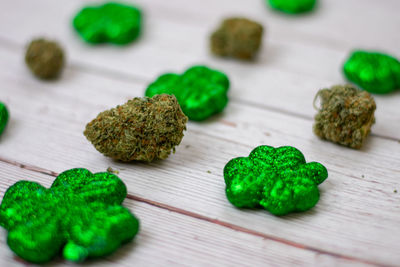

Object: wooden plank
[1,0,399,52]
[1,0,399,265]
[0,48,399,265]
[0,0,399,139]
[0,162,366,266]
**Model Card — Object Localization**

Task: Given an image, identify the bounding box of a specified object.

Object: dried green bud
[84,94,188,162]
[313,85,376,149]
[210,17,263,60]
[25,38,65,79]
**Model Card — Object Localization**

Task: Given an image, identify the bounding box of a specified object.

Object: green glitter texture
[145,65,230,121]
[73,2,141,45]
[0,168,139,263]
[224,146,328,216]
[343,50,400,94]
[0,102,8,136]
[268,0,317,14]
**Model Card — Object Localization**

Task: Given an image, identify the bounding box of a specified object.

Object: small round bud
[25,38,65,79]
[210,17,263,60]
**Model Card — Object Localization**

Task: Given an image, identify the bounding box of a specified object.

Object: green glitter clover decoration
[268,0,317,14]
[0,102,8,136]
[224,146,328,216]
[73,2,142,45]
[145,65,230,121]
[343,50,400,94]
[0,168,139,263]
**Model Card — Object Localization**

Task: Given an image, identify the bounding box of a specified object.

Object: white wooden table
[1,0,399,266]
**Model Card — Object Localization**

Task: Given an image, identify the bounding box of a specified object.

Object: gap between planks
[0,37,397,144]
[0,155,389,267]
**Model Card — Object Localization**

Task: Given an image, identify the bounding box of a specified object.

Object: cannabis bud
[25,38,65,79]
[313,85,376,149]
[210,17,263,60]
[84,94,188,162]
[343,50,400,94]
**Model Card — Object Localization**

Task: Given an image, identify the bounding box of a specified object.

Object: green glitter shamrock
[267,0,317,14]
[0,168,139,263]
[343,50,400,94]
[145,65,230,121]
[224,146,328,216]
[0,102,8,136]
[73,2,142,45]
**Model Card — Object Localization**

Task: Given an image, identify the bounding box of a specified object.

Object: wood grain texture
[0,0,399,139]
[0,46,399,265]
[0,0,399,266]
[0,162,366,267]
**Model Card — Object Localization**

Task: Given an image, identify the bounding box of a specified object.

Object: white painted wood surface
[0,0,399,266]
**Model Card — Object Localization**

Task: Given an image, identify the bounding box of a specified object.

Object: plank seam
[126,194,386,267]
[0,155,390,266]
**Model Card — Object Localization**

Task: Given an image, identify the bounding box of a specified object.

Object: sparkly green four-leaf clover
[73,2,142,45]
[343,50,400,94]
[267,0,317,14]
[224,146,328,216]
[0,102,8,136]
[145,65,230,121]
[0,168,139,263]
